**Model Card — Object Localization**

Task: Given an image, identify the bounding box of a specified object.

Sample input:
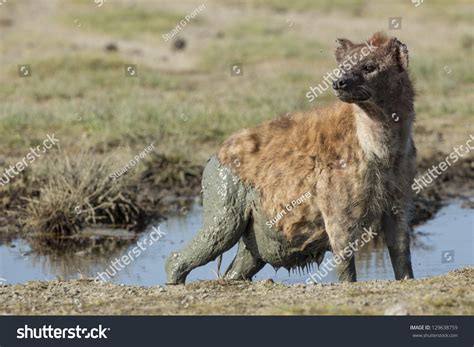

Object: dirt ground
[0,268,472,315]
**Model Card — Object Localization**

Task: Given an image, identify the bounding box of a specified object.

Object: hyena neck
[353,88,414,164]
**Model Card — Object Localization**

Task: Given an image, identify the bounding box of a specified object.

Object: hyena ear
[390,38,409,71]
[335,38,354,63]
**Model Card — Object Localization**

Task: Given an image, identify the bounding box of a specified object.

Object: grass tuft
[20,150,141,236]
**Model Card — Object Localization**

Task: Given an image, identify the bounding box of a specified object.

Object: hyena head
[332,32,412,106]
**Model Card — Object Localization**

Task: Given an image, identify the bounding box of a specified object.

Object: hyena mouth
[334,88,372,103]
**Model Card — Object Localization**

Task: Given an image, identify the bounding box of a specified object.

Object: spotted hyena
[166,32,416,284]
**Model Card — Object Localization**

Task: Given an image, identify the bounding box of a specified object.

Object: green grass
[200,18,325,70]
[228,0,369,14]
[63,3,194,39]
[411,46,474,119]
[0,49,322,158]
[1,1,471,157]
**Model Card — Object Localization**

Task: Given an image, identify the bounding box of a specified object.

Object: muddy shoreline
[0,268,472,315]
[411,154,473,225]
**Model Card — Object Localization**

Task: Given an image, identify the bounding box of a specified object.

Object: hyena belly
[244,191,330,269]
[207,155,329,270]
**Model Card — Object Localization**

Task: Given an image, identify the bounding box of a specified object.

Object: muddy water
[0,201,472,286]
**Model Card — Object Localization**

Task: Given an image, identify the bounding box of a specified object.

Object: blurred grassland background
[0,0,472,160]
[0,0,472,230]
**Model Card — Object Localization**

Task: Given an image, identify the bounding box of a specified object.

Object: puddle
[0,201,472,286]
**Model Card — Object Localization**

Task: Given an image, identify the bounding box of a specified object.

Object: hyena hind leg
[165,155,250,284]
[224,239,265,280]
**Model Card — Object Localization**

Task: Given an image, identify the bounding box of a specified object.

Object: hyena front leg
[382,210,414,280]
[165,156,250,284]
[224,239,265,280]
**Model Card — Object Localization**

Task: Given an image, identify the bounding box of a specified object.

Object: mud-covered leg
[382,211,414,280]
[224,239,265,280]
[165,156,250,284]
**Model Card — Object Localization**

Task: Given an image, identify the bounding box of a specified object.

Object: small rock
[0,18,13,27]
[173,38,186,51]
[105,42,119,52]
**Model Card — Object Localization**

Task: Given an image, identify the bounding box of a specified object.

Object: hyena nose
[333,77,348,90]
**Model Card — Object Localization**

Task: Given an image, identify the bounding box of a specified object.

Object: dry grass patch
[20,150,141,236]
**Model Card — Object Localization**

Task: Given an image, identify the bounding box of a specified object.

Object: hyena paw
[165,252,188,285]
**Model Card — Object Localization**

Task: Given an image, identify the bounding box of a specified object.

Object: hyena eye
[362,64,377,73]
